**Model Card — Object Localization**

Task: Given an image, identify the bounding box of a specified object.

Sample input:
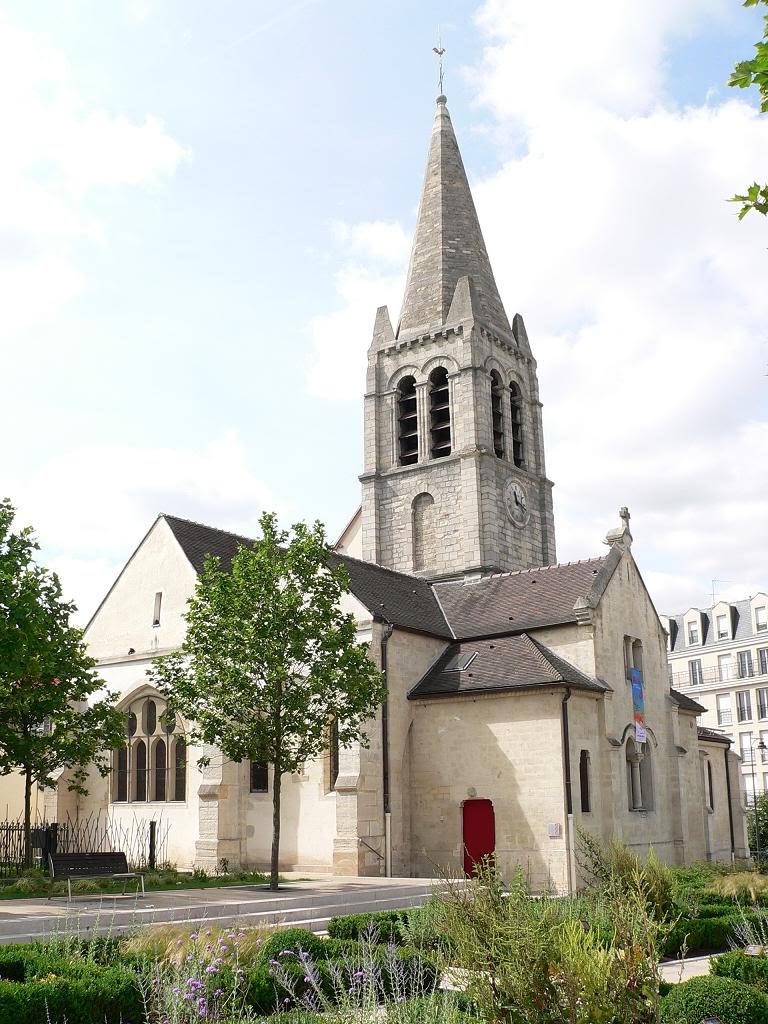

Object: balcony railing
[672,665,768,689]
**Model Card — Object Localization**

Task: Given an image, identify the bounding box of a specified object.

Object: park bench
[48,851,145,901]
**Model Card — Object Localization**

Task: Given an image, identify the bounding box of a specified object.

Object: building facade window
[759,649,768,676]
[757,606,768,633]
[745,774,756,807]
[329,719,340,791]
[397,376,419,466]
[717,693,732,726]
[738,651,754,679]
[509,381,525,468]
[759,687,768,720]
[250,762,268,793]
[687,621,699,645]
[689,660,703,686]
[737,690,753,722]
[112,695,186,803]
[761,732,768,763]
[719,654,734,681]
[490,370,505,458]
[428,367,451,459]
[716,613,728,640]
[153,591,162,626]
[579,750,591,813]
[706,760,714,811]
[740,731,754,765]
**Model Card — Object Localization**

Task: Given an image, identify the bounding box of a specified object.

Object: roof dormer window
[687,621,699,645]
[716,614,728,640]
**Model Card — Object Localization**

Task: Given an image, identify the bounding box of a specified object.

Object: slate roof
[432,557,609,639]
[667,600,757,653]
[163,515,452,639]
[408,634,607,700]
[669,688,706,714]
[698,726,731,746]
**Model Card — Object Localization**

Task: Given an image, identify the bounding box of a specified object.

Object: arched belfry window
[490,371,504,459]
[509,381,525,468]
[112,695,187,804]
[429,367,451,459]
[412,493,436,571]
[397,376,418,466]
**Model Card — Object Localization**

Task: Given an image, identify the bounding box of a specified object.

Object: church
[45,95,748,891]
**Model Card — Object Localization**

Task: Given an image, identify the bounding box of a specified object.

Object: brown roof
[408,633,607,700]
[433,557,609,639]
[669,688,706,714]
[697,726,731,746]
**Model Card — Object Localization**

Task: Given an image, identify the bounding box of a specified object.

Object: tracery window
[509,381,525,468]
[397,376,419,466]
[112,695,186,803]
[429,367,451,459]
[490,371,504,458]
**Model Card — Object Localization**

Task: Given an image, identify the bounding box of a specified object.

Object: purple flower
[190,932,199,940]
[205,965,218,974]
[280,949,294,956]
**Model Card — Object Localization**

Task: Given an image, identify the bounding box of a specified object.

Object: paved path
[0,876,435,945]
[658,953,718,983]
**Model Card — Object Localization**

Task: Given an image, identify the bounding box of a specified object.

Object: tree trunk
[270,761,281,891]
[23,768,32,871]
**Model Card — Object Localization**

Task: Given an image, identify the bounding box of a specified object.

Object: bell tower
[360,96,556,578]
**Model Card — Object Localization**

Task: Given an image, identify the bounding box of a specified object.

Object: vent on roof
[444,651,478,672]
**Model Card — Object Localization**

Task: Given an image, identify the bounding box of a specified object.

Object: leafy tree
[0,498,125,866]
[729,0,768,218]
[747,792,768,863]
[150,513,386,890]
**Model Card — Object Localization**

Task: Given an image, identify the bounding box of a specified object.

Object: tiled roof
[432,557,609,639]
[408,633,607,700]
[163,516,452,639]
[698,726,731,746]
[669,688,706,714]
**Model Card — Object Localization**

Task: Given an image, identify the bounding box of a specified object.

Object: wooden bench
[48,852,145,901]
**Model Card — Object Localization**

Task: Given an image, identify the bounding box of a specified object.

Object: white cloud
[0,17,189,333]
[9,434,284,624]
[306,0,768,613]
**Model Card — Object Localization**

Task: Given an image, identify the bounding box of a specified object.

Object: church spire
[397,96,511,339]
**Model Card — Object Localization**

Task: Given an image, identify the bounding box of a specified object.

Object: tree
[0,498,125,867]
[747,792,768,863]
[150,513,387,890]
[729,0,768,218]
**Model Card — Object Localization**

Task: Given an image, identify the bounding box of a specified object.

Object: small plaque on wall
[547,822,562,838]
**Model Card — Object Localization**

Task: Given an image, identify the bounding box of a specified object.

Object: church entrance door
[462,798,495,877]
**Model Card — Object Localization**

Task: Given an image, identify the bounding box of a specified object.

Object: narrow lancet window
[397,376,418,465]
[490,371,504,458]
[412,493,436,571]
[174,738,187,801]
[429,367,451,458]
[154,738,167,801]
[509,381,525,468]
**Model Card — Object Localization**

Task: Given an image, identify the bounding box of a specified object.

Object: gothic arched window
[397,376,418,466]
[509,381,525,468]
[412,492,436,571]
[490,371,504,458]
[579,750,591,813]
[154,739,167,801]
[429,367,451,458]
[113,695,186,804]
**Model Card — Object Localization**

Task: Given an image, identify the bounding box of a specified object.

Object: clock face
[504,480,530,528]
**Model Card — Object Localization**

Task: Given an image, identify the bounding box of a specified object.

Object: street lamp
[750,738,767,866]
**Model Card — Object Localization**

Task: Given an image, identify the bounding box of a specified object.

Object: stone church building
[46,96,747,890]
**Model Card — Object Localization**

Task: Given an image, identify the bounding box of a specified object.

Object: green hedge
[326,909,406,943]
[711,950,768,992]
[660,975,768,1024]
[260,927,327,965]
[663,913,754,956]
[0,967,143,1024]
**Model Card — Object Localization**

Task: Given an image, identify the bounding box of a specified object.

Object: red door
[462,798,495,877]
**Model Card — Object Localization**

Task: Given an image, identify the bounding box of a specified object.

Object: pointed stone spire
[397,96,511,339]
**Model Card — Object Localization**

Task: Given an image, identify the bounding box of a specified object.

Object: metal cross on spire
[432,32,446,95]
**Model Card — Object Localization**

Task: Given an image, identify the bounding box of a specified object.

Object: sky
[1,0,767,624]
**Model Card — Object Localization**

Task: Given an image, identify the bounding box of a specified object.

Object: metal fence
[0,811,170,879]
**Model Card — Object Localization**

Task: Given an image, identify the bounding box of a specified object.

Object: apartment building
[661,594,768,804]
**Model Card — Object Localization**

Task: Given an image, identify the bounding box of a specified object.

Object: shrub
[660,975,768,1024]
[0,966,143,1024]
[712,872,768,903]
[663,913,751,955]
[259,927,326,965]
[712,950,768,992]
[326,909,405,943]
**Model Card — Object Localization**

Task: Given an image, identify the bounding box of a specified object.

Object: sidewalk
[0,876,435,945]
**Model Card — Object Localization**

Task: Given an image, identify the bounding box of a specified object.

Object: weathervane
[433,32,446,94]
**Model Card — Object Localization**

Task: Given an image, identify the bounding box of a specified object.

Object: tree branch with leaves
[729,0,768,218]
[0,498,125,867]
[150,512,386,890]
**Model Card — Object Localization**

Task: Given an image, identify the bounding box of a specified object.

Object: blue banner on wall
[630,667,646,743]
